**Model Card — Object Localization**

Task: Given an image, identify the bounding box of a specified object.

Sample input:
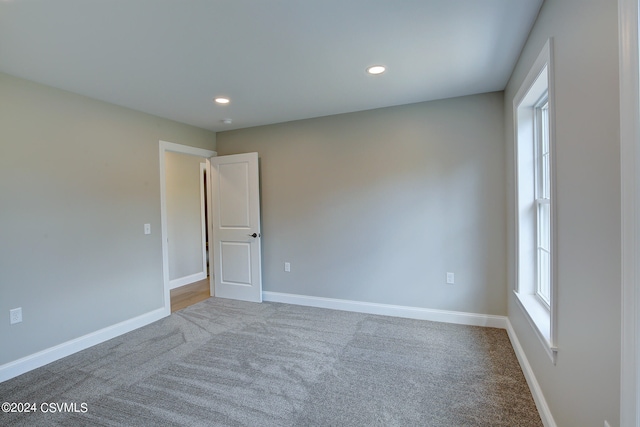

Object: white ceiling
[0,0,542,132]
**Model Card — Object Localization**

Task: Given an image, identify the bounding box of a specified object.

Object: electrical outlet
[446,272,455,284]
[284,262,291,272]
[10,307,22,325]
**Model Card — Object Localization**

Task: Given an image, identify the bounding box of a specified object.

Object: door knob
[249,233,259,238]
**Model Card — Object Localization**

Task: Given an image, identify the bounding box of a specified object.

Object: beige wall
[504,0,621,425]
[217,92,507,315]
[0,72,216,366]
[165,152,206,282]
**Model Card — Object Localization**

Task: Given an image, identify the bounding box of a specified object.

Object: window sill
[513,290,558,364]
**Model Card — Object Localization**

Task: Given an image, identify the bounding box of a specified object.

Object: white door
[209,152,262,302]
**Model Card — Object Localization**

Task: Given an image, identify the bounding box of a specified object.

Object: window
[534,94,550,307]
[513,39,557,363]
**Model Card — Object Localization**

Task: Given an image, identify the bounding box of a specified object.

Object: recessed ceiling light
[367,65,386,75]
[222,119,233,124]
[214,97,230,104]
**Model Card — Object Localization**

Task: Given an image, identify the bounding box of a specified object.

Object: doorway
[169,162,210,313]
[159,141,216,315]
[160,142,263,312]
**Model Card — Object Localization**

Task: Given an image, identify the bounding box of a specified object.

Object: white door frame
[619,0,640,425]
[200,162,208,279]
[159,140,216,315]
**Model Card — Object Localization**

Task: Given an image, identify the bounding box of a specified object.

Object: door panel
[218,162,250,227]
[210,153,262,302]
[220,242,252,285]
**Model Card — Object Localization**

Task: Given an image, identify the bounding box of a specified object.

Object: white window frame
[513,39,558,363]
[619,0,640,424]
[534,94,551,308]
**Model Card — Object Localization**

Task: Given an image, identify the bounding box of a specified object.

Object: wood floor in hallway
[170,278,210,312]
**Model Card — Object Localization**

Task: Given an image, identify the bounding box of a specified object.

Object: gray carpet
[0,298,542,426]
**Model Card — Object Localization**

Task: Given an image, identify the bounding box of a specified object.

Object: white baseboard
[505,319,557,427]
[262,291,508,329]
[169,271,206,290]
[0,308,167,383]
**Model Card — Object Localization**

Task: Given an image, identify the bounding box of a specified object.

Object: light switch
[144,224,151,235]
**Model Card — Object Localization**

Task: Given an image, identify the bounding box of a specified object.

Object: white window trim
[619,0,640,425]
[513,38,558,364]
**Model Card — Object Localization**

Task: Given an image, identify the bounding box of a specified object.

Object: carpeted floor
[0,298,542,426]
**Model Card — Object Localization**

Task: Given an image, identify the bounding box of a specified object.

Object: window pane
[541,102,550,199]
[536,191,551,306]
[535,97,550,201]
[541,102,549,154]
[543,153,550,199]
[538,248,550,305]
[538,202,550,250]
